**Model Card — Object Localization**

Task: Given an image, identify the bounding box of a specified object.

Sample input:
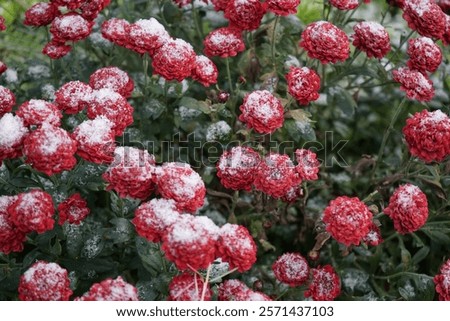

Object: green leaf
[297,0,323,24]
[412,246,430,266]
[284,119,316,142]
[136,237,165,276]
[327,86,357,117]
[179,97,210,114]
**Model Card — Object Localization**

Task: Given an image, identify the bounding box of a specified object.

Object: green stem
[371,97,407,179]
[383,30,415,68]
[271,15,280,70]
[143,53,149,97]
[225,57,233,94]
[191,1,203,43]
[373,272,433,280]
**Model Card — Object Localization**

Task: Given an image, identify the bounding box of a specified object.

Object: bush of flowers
[0,0,449,301]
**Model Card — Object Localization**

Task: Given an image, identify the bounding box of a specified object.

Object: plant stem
[209,267,238,283]
[383,30,415,68]
[143,53,149,97]
[271,15,280,71]
[225,57,233,94]
[371,97,407,179]
[373,271,433,280]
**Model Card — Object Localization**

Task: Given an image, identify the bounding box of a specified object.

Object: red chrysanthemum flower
[101,18,131,47]
[23,122,77,176]
[89,66,134,98]
[216,146,261,191]
[403,0,446,39]
[239,90,284,134]
[0,114,28,163]
[16,99,62,127]
[24,2,60,27]
[363,222,383,246]
[323,196,373,246]
[392,67,435,102]
[216,224,257,272]
[300,21,350,64]
[384,184,429,234]
[352,21,391,58]
[102,146,156,200]
[253,153,301,199]
[211,0,230,11]
[126,18,170,55]
[8,189,55,234]
[407,37,442,73]
[329,0,359,10]
[0,61,6,75]
[162,214,219,271]
[72,116,116,164]
[154,162,206,213]
[434,259,450,301]
[42,41,72,59]
[0,196,26,254]
[285,66,320,105]
[80,0,111,21]
[168,273,212,301]
[0,85,16,116]
[295,148,320,181]
[152,39,196,82]
[203,27,245,58]
[132,198,180,243]
[192,55,218,87]
[305,265,341,301]
[280,184,303,203]
[50,12,93,43]
[218,279,272,301]
[272,253,310,287]
[58,193,90,225]
[87,88,134,136]
[76,277,139,301]
[55,81,93,114]
[18,261,72,301]
[224,0,266,31]
[266,0,301,16]
[0,16,6,31]
[442,15,450,46]
[402,109,450,163]
[50,0,84,10]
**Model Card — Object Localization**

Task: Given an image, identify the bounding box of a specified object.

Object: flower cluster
[101,17,218,86]
[23,0,111,59]
[323,196,373,246]
[218,279,272,301]
[402,0,446,39]
[304,265,341,301]
[168,273,212,301]
[286,67,321,105]
[352,21,391,59]
[300,21,350,64]
[57,193,90,225]
[216,147,319,203]
[18,261,72,301]
[402,109,450,163]
[384,184,428,234]
[434,259,450,301]
[272,253,310,287]
[392,67,434,102]
[103,146,156,200]
[76,276,139,301]
[239,90,285,134]
[0,196,26,254]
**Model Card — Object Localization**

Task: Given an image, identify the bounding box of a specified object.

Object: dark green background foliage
[0,0,449,300]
